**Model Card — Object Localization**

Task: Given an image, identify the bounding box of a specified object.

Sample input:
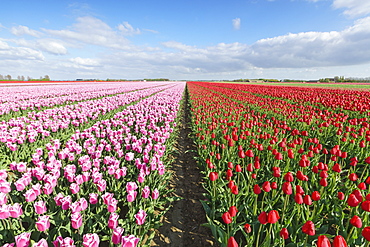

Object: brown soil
[150,89,216,247]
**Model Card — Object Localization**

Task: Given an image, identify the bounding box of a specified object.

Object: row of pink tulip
[0,82,171,116]
[0,83,176,154]
[0,82,185,246]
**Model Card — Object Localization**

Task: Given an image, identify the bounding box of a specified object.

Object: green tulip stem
[281,194,289,223]
[255,223,263,247]
[303,234,308,247]
[346,226,355,243]
[346,207,353,234]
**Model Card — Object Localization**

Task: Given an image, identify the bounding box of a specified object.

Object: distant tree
[0,74,3,80]
[21,76,25,81]
[43,75,50,81]
[27,76,32,81]
[5,75,12,80]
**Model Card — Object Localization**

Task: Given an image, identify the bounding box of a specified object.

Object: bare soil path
[151,88,215,247]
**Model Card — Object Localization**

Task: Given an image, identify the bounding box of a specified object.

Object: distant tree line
[0,74,50,81]
[319,76,370,83]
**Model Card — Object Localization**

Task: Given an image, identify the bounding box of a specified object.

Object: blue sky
[1,0,370,80]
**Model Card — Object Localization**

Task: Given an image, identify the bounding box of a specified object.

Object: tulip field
[1,80,370,247]
[188,81,370,247]
[0,81,185,246]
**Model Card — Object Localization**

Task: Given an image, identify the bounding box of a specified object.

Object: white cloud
[70,57,101,67]
[11,38,68,55]
[37,40,68,55]
[232,18,241,30]
[333,0,370,18]
[117,22,141,35]
[11,25,41,37]
[0,40,10,49]
[0,39,44,61]
[248,16,370,68]
[42,16,131,49]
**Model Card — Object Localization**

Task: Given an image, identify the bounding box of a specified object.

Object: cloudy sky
[1,0,370,80]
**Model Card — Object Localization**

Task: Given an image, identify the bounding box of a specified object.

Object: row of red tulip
[188,81,370,247]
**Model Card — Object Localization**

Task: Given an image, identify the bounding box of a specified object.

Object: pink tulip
[36,215,50,231]
[108,212,119,229]
[54,193,64,206]
[2,243,15,247]
[61,196,72,210]
[70,183,80,194]
[134,209,147,225]
[126,182,138,191]
[79,197,88,211]
[152,189,159,200]
[125,152,134,161]
[89,193,98,204]
[24,189,37,202]
[112,227,125,244]
[71,212,82,229]
[32,183,42,196]
[127,190,137,203]
[82,233,99,247]
[0,205,10,219]
[9,203,23,218]
[107,198,118,212]
[0,181,11,193]
[14,178,28,191]
[97,179,106,192]
[15,232,31,247]
[142,186,150,198]
[121,235,139,247]
[33,239,48,247]
[0,192,7,205]
[34,200,47,214]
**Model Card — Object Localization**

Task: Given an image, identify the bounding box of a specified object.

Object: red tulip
[284,172,294,182]
[271,182,278,189]
[302,221,315,236]
[272,166,281,177]
[280,228,289,239]
[347,194,360,207]
[209,172,218,181]
[362,200,370,212]
[258,211,268,224]
[317,235,331,247]
[304,195,312,205]
[222,212,232,224]
[320,178,328,187]
[350,215,362,228]
[227,236,238,247]
[244,223,252,233]
[349,173,358,181]
[353,189,363,202]
[332,163,341,173]
[363,227,370,241]
[333,235,347,247]
[282,182,292,195]
[262,181,271,192]
[296,185,305,194]
[312,191,321,201]
[358,182,367,190]
[295,193,303,204]
[228,206,238,217]
[267,210,280,224]
[253,184,261,194]
[337,192,345,200]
